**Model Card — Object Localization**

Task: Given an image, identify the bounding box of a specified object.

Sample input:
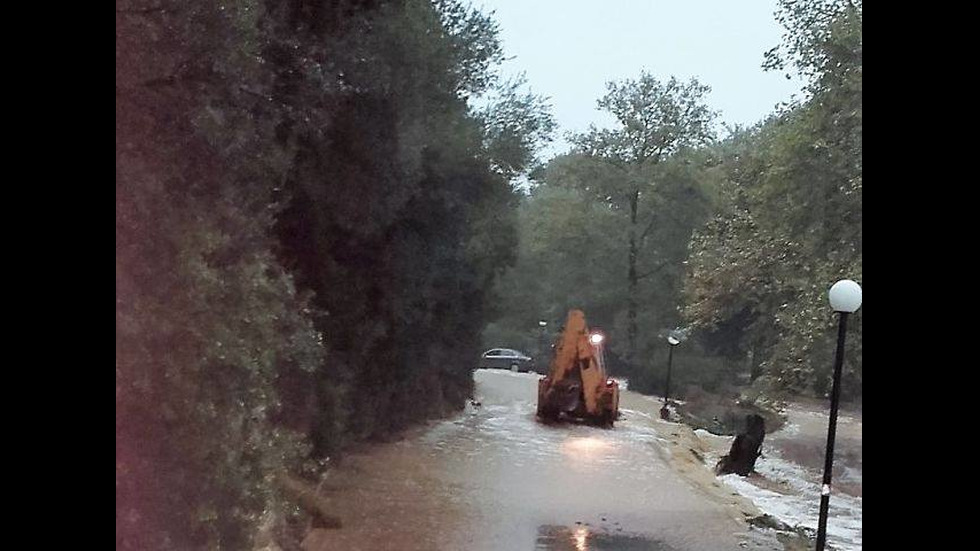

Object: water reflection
[561,436,614,460]
[574,526,588,551]
[535,525,677,551]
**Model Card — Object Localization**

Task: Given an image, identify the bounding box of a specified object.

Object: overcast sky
[476,0,805,157]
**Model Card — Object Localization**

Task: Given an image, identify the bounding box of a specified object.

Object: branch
[636,262,669,281]
[593,152,628,172]
[639,215,657,242]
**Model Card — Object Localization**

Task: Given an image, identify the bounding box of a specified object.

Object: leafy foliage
[117,0,552,548]
[764,0,863,96]
[573,74,716,165]
[116,2,323,548]
[684,0,862,399]
[267,0,549,450]
[477,74,557,178]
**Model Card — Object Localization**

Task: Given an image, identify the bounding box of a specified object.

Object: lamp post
[660,335,681,420]
[538,319,547,358]
[589,332,607,374]
[815,279,862,551]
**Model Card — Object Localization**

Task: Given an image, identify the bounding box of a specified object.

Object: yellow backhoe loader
[536,309,620,427]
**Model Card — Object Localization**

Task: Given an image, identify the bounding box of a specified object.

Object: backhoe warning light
[589,333,604,345]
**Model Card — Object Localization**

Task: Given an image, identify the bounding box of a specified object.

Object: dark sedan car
[479,348,535,372]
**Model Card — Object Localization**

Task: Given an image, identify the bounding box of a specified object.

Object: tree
[263,0,553,450]
[117,0,553,547]
[764,0,863,98]
[476,74,557,179]
[117,1,325,548]
[683,0,862,399]
[569,73,716,364]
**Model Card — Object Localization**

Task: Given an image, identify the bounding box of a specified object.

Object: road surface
[302,369,786,550]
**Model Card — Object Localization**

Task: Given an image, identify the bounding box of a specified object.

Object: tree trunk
[627,189,639,365]
[749,342,764,382]
[716,414,766,476]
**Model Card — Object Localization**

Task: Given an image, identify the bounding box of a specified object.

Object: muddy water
[303,370,779,550]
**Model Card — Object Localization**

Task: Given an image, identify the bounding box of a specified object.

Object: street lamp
[815,279,862,551]
[537,321,548,370]
[660,335,681,420]
[589,332,607,374]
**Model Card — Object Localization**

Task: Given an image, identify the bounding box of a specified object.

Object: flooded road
[304,370,783,550]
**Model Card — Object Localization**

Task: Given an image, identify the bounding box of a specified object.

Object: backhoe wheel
[597,409,615,428]
[537,401,558,422]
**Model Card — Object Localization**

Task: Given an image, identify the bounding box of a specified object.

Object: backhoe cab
[536,309,620,427]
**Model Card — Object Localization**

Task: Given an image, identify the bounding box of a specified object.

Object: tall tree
[570,73,716,364]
